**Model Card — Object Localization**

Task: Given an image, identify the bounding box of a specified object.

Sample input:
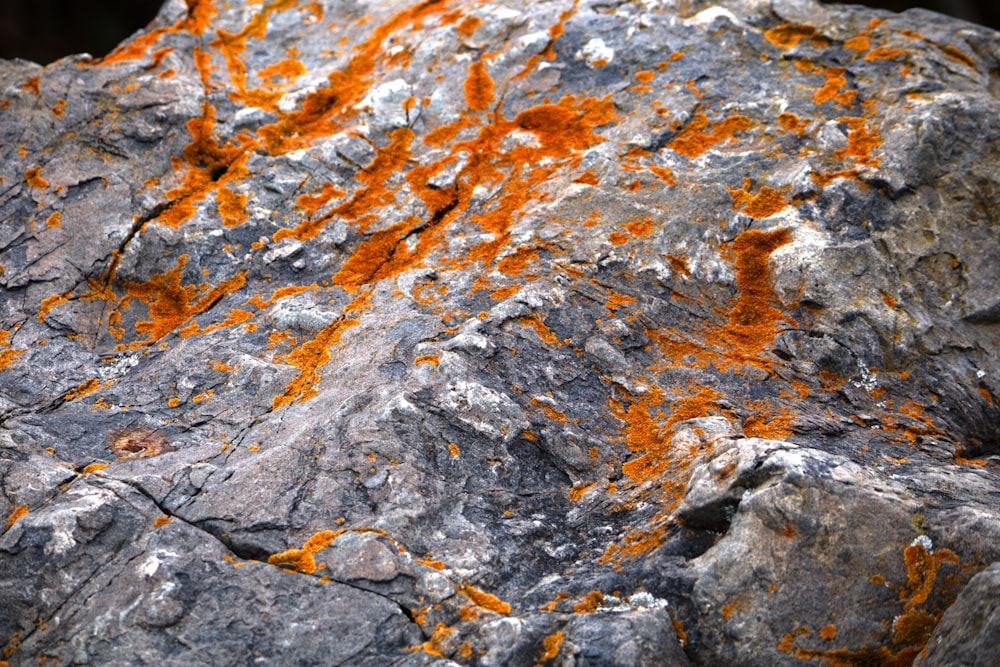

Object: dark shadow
[0,0,164,64]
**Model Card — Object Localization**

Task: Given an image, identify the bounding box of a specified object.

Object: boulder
[1,0,999,664]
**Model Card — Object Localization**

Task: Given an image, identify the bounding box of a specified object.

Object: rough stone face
[1,0,999,664]
[917,563,1000,667]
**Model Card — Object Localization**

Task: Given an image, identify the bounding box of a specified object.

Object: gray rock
[1,0,999,664]
[917,563,1000,667]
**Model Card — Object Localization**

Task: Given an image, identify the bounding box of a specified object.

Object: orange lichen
[411,623,453,658]
[864,47,906,61]
[153,515,171,527]
[415,354,440,366]
[729,184,787,218]
[720,228,792,363]
[938,44,975,69]
[464,60,495,112]
[63,378,101,401]
[217,186,249,227]
[38,292,71,320]
[0,331,25,371]
[672,617,688,646]
[94,0,215,66]
[490,285,522,300]
[647,165,676,185]
[268,529,344,574]
[456,15,482,36]
[24,167,49,189]
[814,67,855,106]
[573,591,605,613]
[272,316,360,408]
[127,255,248,344]
[279,128,415,242]
[518,314,559,345]
[21,76,40,95]
[497,246,539,275]
[297,183,346,217]
[668,113,751,158]
[45,212,61,227]
[257,1,451,154]
[5,505,28,530]
[764,24,821,48]
[415,558,447,570]
[459,582,511,615]
[537,631,563,663]
[635,70,655,83]
[844,36,870,51]
[81,463,109,474]
[819,624,838,641]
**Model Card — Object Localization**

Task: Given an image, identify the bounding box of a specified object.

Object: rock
[917,563,1000,667]
[1,0,999,664]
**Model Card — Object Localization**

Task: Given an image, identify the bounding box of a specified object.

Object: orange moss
[668,113,751,158]
[465,60,495,112]
[272,316,360,408]
[268,528,344,574]
[5,505,28,529]
[459,582,511,614]
[537,630,563,662]
[24,167,49,189]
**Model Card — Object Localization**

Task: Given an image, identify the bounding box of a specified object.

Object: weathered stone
[917,563,1000,667]
[1,0,999,664]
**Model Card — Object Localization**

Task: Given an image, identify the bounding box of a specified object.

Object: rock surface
[1,0,999,664]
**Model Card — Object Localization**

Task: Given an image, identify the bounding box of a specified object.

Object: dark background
[0,0,998,65]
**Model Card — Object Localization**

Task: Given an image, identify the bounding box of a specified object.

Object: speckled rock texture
[1,0,999,664]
